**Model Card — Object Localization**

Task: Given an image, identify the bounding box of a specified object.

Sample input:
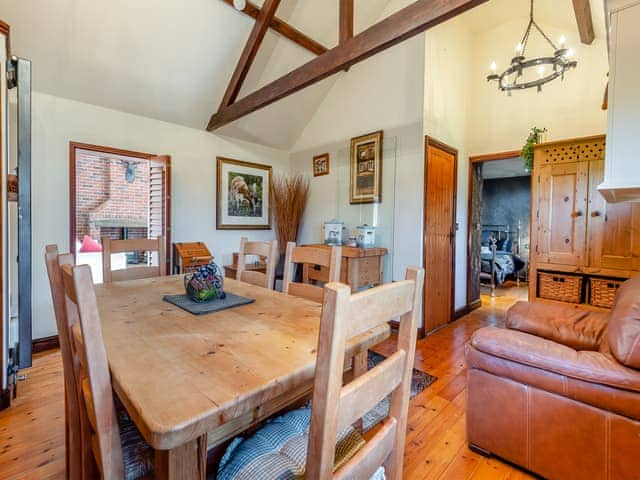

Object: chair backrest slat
[282,242,341,302]
[102,236,165,283]
[334,418,397,480]
[287,282,325,304]
[62,263,124,479]
[345,281,416,339]
[336,350,406,433]
[236,237,278,290]
[45,246,82,480]
[306,266,424,480]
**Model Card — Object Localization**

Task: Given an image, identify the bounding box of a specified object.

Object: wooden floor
[0,287,534,479]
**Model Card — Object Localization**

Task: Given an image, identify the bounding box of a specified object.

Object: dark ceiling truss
[209,0,494,131]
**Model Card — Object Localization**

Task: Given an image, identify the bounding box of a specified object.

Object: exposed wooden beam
[339,0,354,45]
[572,0,595,45]
[208,0,487,131]
[221,0,328,56]
[219,0,282,109]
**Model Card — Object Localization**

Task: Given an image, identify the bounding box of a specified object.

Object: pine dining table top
[94,274,389,480]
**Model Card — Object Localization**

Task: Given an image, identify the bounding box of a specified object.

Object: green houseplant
[522,127,547,173]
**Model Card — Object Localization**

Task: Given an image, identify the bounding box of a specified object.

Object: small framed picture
[350,130,383,204]
[313,153,330,177]
[216,157,272,230]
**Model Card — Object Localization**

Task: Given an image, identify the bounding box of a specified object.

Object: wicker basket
[589,278,623,309]
[538,272,584,304]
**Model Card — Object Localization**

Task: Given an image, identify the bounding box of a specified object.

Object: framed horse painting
[216,157,272,230]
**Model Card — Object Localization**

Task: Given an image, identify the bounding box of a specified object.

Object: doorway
[69,143,171,282]
[423,137,457,335]
[467,151,531,304]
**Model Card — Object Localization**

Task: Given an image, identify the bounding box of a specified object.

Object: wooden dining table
[94,275,389,480]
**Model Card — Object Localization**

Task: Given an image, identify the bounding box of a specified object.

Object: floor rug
[362,351,437,432]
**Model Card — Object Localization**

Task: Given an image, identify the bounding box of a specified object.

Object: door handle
[591,211,601,218]
[571,211,583,218]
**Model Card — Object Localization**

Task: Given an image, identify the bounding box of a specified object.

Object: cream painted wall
[31,92,289,339]
[289,0,426,293]
[423,17,474,309]
[424,15,608,309]
[469,18,608,154]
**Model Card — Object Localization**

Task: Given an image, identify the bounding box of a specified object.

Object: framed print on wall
[313,153,330,177]
[216,157,272,230]
[350,130,383,204]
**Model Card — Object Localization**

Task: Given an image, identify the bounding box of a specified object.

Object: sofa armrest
[506,301,609,351]
[470,327,640,392]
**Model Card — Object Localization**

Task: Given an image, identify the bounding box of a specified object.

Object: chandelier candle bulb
[559,35,566,48]
[490,61,497,73]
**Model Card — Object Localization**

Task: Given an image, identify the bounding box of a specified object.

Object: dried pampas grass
[271,174,310,254]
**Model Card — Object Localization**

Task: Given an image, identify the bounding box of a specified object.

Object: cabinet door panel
[588,160,640,271]
[536,163,588,266]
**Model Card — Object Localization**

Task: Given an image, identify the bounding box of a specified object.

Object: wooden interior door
[423,138,457,334]
[588,160,640,271]
[535,162,588,266]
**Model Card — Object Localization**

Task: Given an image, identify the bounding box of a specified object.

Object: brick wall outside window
[75,151,150,245]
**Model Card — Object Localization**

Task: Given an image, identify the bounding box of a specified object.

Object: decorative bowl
[184,261,226,303]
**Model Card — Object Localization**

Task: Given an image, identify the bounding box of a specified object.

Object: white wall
[289,0,426,289]
[423,15,608,309]
[423,17,474,309]
[32,92,289,339]
[468,19,608,154]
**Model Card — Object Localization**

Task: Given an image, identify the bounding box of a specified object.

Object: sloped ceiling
[0,0,391,149]
[0,0,605,150]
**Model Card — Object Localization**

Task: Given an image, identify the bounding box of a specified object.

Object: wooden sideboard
[303,244,388,291]
[529,135,640,309]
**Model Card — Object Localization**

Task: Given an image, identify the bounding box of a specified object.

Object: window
[69,142,171,282]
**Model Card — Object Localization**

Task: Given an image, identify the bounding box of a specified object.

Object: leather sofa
[466,275,640,480]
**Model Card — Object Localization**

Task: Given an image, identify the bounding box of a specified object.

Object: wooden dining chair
[45,245,82,480]
[60,262,154,479]
[102,236,165,283]
[282,242,341,303]
[235,237,278,290]
[217,267,424,480]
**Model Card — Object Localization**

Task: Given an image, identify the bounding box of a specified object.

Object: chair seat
[216,408,386,480]
[115,400,155,480]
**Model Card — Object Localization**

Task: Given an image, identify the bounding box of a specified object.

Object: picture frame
[350,130,383,204]
[216,157,272,230]
[312,153,330,177]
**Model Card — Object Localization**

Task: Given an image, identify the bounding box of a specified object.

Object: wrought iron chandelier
[487,0,577,94]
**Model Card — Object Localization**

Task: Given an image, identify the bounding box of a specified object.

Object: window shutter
[148,163,165,240]
[148,156,170,273]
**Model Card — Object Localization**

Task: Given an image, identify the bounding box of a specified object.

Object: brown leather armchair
[466,276,640,480]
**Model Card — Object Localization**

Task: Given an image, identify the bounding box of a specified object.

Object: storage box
[538,272,584,304]
[589,277,623,309]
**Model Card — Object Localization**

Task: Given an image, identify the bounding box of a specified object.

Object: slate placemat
[162,292,255,315]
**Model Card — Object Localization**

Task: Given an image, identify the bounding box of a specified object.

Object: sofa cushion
[609,275,640,369]
[470,327,640,393]
[507,301,609,351]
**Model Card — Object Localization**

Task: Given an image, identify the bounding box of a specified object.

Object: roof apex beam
[339,0,354,45]
[572,0,595,45]
[221,0,328,56]
[207,0,488,131]
[218,0,282,109]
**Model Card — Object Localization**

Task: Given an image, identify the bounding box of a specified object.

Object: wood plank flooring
[0,287,533,479]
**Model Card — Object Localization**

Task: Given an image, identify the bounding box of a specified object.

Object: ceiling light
[233,0,246,10]
[486,0,577,94]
